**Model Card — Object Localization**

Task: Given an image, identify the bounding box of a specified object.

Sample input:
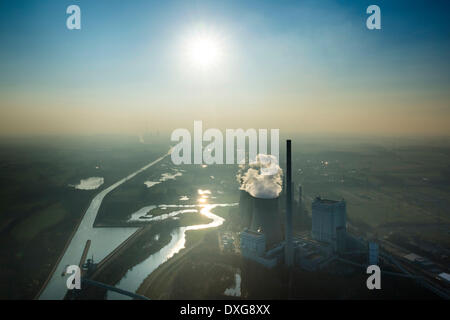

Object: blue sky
[0,0,449,135]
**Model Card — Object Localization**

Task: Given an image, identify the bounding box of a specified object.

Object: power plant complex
[237,140,450,300]
[239,140,368,272]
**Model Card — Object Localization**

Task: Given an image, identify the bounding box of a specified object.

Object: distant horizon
[1,131,450,144]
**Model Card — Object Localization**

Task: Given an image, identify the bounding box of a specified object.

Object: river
[107,203,237,300]
[39,152,169,299]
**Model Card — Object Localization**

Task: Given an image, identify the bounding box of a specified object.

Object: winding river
[107,203,237,300]
[39,148,237,300]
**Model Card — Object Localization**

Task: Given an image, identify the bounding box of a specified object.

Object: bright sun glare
[185,28,224,70]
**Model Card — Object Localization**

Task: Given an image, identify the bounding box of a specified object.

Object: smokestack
[298,185,303,214]
[285,140,294,267]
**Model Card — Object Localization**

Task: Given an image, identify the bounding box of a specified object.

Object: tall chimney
[285,140,294,267]
[298,185,303,214]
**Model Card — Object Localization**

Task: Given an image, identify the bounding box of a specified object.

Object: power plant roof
[313,197,346,207]
[243,229,264,236]
[314,197,341,204]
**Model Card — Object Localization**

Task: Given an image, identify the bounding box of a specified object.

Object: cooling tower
[239,189,253,228]
[249,196,283,248]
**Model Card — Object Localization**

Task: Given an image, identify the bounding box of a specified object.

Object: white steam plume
[236,154,283,199]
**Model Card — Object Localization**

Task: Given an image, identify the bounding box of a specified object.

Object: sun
[184,28,224,71]
[188,36,220,68]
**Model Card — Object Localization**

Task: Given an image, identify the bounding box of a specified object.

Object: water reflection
[107,202,236,300]
[197,189,211,203]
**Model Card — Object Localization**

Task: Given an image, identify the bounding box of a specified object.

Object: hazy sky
[0,0,449,136]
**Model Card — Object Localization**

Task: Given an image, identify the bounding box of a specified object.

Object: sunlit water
[39,146,237,300]
[70,177,104,190]
[144,168,183,188]
[107,203,237,300]
[127,206,198,223]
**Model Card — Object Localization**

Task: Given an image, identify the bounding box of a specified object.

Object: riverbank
[34,200,92,299]
[74,212,212,299]
[137,227,242,299]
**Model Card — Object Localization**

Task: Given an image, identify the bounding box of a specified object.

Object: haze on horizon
[0,0,449,137]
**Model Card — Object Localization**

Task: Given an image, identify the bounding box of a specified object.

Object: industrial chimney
[285,140,294,267]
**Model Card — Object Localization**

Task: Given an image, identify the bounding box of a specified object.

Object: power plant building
[240,229,281,268]
[238,141,363,274]
[311,197,346,244]
[238,140,293,268]
[235,140,419,292]
[240,229,266,257]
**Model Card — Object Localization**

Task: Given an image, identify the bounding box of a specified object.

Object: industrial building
[311,197,346,244]
[240,228,283,268]
[240,229,266,257]
[238,140,373,274]
[293,234,334,271]
[238,140,291,268]
[236,141,449,300]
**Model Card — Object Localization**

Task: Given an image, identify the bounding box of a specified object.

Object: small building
[403,253,423,262]
[240,228,282,269]
[293,236,334,271]
[240,229,266,257]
